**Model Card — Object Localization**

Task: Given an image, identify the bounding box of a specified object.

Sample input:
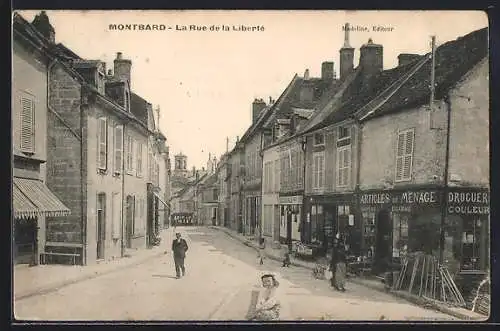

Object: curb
[348,274,485,321]
[210,226,484,321]
[15,248,166,301]
[209,226,316,270]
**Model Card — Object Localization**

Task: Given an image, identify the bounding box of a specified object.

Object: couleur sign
[447,190,490,215]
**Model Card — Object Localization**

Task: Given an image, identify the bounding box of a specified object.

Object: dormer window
[313,132,324,146]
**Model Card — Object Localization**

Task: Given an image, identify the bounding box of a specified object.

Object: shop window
[361,211,376,257]
[392,213,409,259]
[311,205,324,245]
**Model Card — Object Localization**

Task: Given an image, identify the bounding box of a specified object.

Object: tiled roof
[130,92,150,125]
[367,27,488,120]
[311,27,487,129]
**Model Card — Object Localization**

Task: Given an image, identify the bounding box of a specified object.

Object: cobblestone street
[15,227,458,321]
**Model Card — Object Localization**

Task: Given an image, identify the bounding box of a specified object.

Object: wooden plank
[45,242,83,248]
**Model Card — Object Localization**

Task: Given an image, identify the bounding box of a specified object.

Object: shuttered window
[111,192,121,239]
[97,117,108,170]
[20,96,35,153]
[337,146,351,187]
[395,128,415,182]
[136,143,143,177]
[126,136,134,173]
[114,125,123,174]
[313,152,325,189]
[274,159,280,192]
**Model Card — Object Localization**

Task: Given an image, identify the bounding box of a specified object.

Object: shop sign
[447,190,490,215]
[359,190,440,212]
[279,196,303,205]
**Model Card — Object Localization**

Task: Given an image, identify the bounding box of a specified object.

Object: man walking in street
[172,232,189,279]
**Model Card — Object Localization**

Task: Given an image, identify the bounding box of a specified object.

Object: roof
[309,27,488,130]
[365,27,488,120]
[238,74,300,145]
[263,76,339,130]
[292,107,315,119]
[130,92,150,125]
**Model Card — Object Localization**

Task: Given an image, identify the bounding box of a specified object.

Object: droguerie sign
[448,190,490,215]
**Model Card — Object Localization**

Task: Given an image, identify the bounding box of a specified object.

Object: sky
[16,10,487,170]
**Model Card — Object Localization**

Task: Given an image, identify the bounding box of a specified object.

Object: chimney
[236,136,240,144]
[359,38,383,78]
[321,61,335,80]
[32,11,55,43]
[397,53,420,67]
[113,52,132,86]
[339,23,355,80]
[303,69,310,80]
[252,98,267,124]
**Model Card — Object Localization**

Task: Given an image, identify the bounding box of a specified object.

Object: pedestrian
[329,245,337,288]
[249,272,283,321]
[257,238,266,265]
[282,245,291,267]
[333,234,348,292]
[171,232,189,279]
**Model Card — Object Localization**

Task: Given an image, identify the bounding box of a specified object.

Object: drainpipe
[354,119,363,257]
[121,124,126,257]
[47,60,86,265]
[439,94,452,263]
[300,136,307,244]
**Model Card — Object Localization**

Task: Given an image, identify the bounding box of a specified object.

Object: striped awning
[13,177,71,219]
[153,191,170,211]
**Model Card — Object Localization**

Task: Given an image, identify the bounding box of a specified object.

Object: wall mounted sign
[279,195,303,205]
[447,190,490,215]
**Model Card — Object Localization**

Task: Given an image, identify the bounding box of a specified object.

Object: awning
[153,191,170,211]
[13,177,71,219]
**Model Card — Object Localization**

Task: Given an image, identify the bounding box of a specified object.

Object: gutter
[121,124,127,257]
[48,60,86,264]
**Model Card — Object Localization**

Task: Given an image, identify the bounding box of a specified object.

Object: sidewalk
[14,229,174,301]
[209,225,487,321]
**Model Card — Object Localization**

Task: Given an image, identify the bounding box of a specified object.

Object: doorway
[125,195,134,249]
[14,217,37,265]
[96,193,106,260]
[374,208,392,273]
[273,205,280,243]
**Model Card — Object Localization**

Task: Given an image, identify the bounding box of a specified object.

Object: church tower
[174,152,188,178]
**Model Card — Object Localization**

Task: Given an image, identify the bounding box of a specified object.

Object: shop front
[358,187,442,274]
[304,194,357,258]
[444,187,490,305]
[278,195,302,250]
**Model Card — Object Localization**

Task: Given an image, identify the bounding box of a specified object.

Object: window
[274,159,280,192]
[313,132,324,146]
[114,125,123,174]
[111,192,121,239]
[20,95,35,153]
[136,142,143,177]
[97,117,108,170]
[395,128,415,182]
[97,192,106,240]
[336,146,351,187]
[338,126,351,140]
[126,136,134,174]
[312,152,325,189]
[134,196,141,235]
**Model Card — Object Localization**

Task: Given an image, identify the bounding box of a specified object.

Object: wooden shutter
[97,117,108,169]
[319,154,324,188]
[114,126,123,174]
[345,148,351,186]
[136,143,143,177]
[20,96,35,153]
[403,130,415,180]
[395,132,405,181]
